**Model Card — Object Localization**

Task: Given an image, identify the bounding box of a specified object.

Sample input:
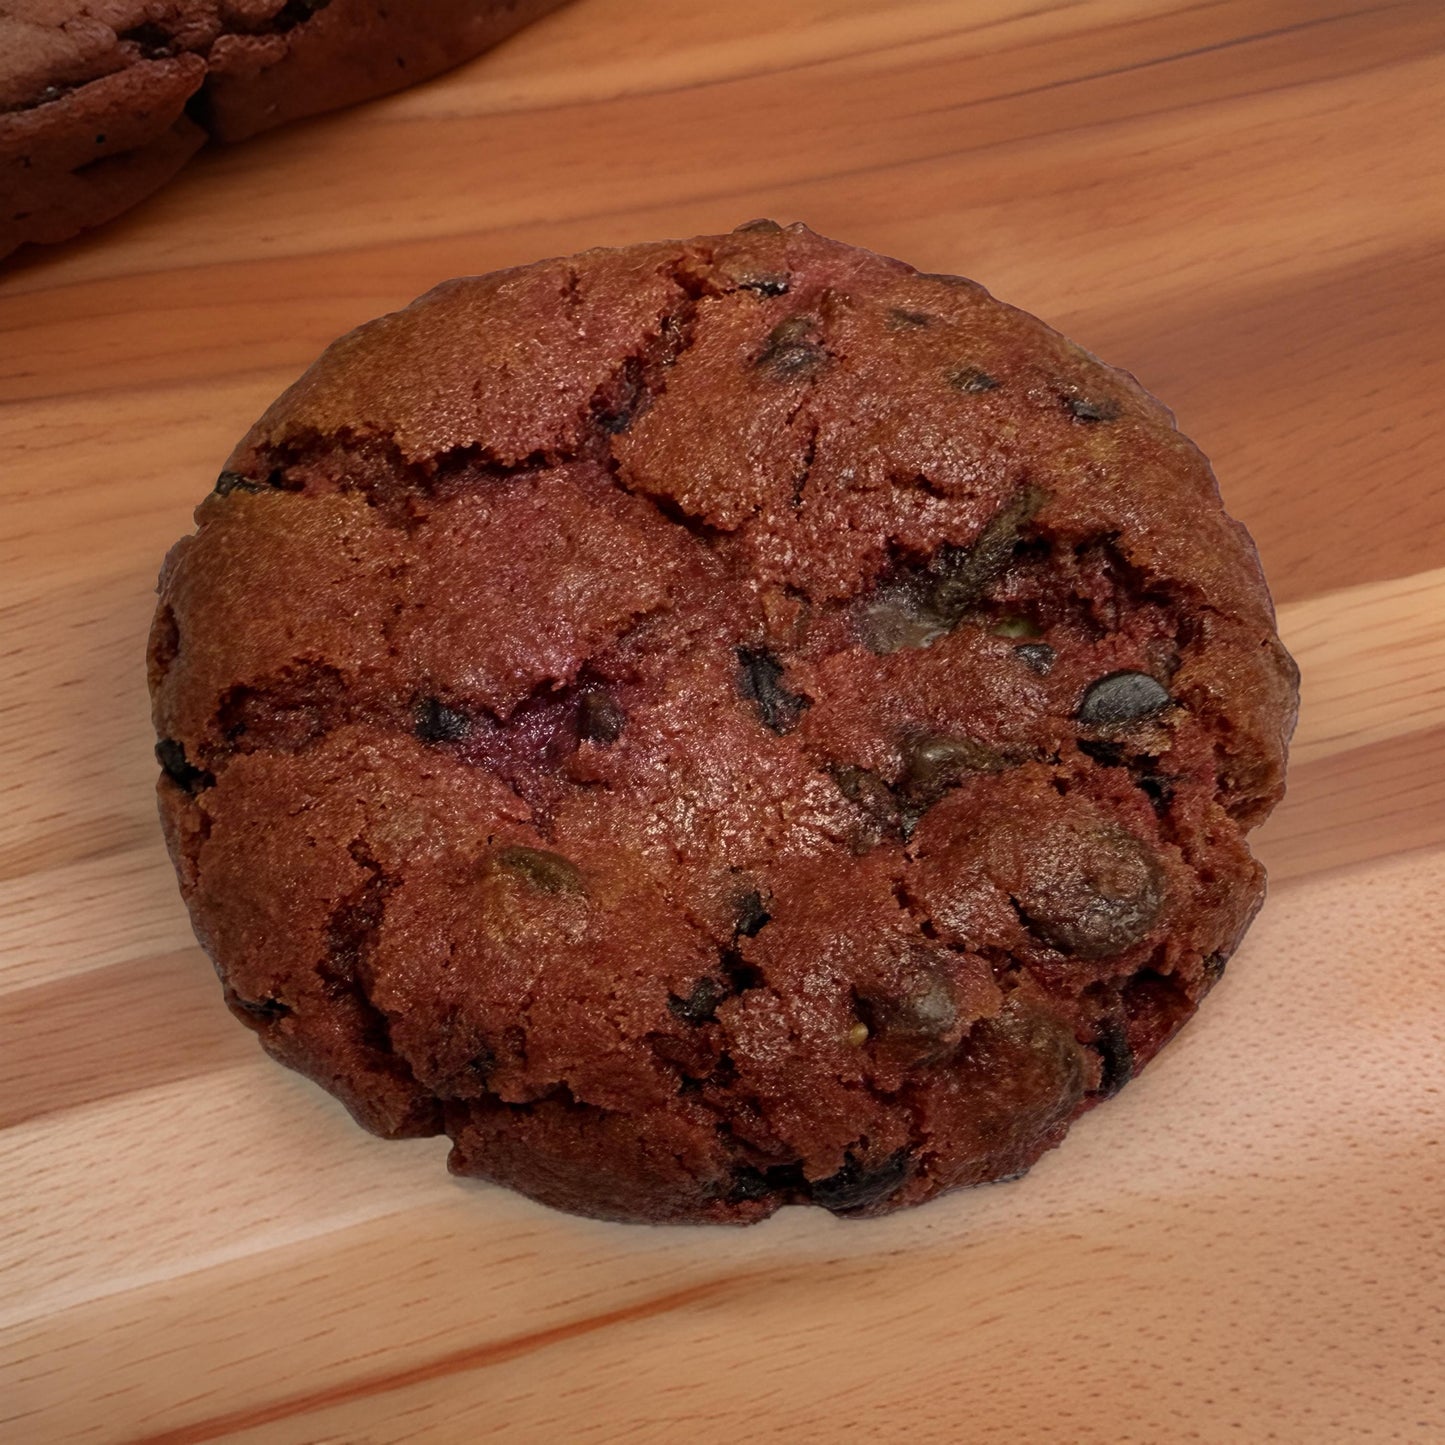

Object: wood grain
[2,1,1443,1440]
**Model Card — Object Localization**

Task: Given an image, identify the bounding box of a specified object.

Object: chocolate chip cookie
[1,0,571,259]
[150,224,1299,1223]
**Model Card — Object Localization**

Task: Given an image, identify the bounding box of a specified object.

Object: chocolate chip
[756,316,827,380]
[491,845,585,895]
[726,1165,776,1202]
[735,890,771,938]
[901,733,1006,805]
[1078,739,1125,767]
[734,218,783,234]
[737,647,809,734]
[954,1000,1087,1157]
[832,765,901,849]
[1202,950,1230,983]
[1064,395,1120,422]
[858,489,1045,654]
[213,470,265,497]
[323,865,392,980]
[811,1150,911,1215]
[731,1156,881,1208]
[415,696,471,743]
[1015,642,1056,674]
[856,587,949,654]
[1077,671,1171,727]
[964,998,1088,1124]
[926,486,1044,625]
[155,738,213,794]
[739,274,790,297]
[578,689,624,745]
[889,308,934,328]
[1136,772,1175,816]
[720,949,765,993]
[709,1051,739,1087]
[1079,735,1175,812]
[231,993,290,1024]
[948,366,999,393]
[1093,1017,1134,1096]
[856,962,960,1066]
[1017,825,1165,959]
[272,0,331,27]
[593,356,644,434]
[119,21,174,57]
[668,976,726,1026]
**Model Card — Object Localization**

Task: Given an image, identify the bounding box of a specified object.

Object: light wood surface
[3,1,1443,1440]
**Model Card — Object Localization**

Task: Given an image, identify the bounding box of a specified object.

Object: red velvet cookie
[150,224,1299,1223]
[1,0,570,258]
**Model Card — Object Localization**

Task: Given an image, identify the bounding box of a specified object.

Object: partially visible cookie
[151,224,1299,1224]
[1,0,572,259]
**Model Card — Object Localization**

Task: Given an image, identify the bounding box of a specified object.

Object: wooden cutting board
[3,1,1443,1439]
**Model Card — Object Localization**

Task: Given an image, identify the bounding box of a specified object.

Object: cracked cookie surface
[150,223,1299,1224]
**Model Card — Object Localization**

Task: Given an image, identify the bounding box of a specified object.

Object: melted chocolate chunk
[415,697,471,743]
[593,357,644,435]
[738,274,791,297]
[1078,737,1176,814]
[272,0,332,29]
[811,1150,912,1215]
[735,890,772,938]
[948,366,999,393]
[737,647,810,734]
[1018,825,1165,959]
[756,316,827,379]
[1093,1017,1134,1096]
[961,999,1088,1132]
[578,689,625,745]
[119,21,175,57]
[1078,671,1171,727]
[155,738,213,794]
[721,949,765,993]
[726,1165,777,1202]
[855,585,949,654]
[857,489,1044,654]
[668,977,727,1026]
[1136,771,1176,816]
[1064,395,1120,422]
[213,470,266,497]
[491,846,585,895]
[1015,642,1056,674]
[901,733,1007,806]
[856,961,960,1066]
[231,993,291,1024]
[832,765,902,849]
[928,488,1044,623]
